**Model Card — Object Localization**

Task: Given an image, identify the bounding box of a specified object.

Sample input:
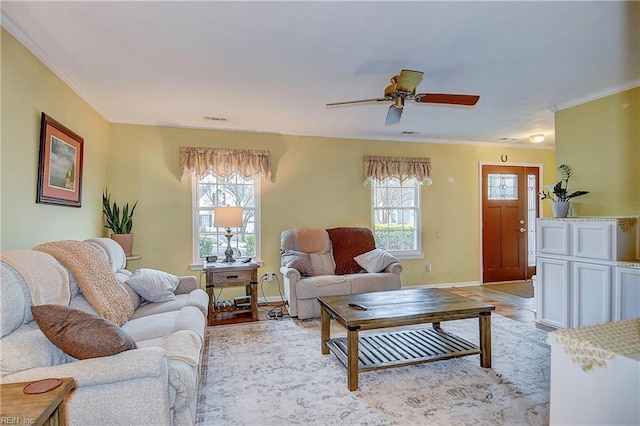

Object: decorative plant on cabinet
[540,164,589,217]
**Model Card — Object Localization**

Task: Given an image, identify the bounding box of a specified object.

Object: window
[193,173,259,262]
[371,177,422,258]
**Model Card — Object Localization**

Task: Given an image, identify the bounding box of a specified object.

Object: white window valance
[363,155,432,184]
[179,147,272,182]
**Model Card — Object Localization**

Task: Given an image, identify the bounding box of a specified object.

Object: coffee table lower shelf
[326,327,479,372]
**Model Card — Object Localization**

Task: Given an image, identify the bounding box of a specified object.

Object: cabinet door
[573,222,613,260]
[572,262,611,327]
[536,257,570,329]
[537,220,570,256]
[613,267,640,321]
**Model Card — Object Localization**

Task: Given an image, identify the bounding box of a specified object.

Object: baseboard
[258,295,288,305]
[405,281,481,289]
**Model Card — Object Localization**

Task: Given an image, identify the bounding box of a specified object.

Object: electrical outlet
[266,272,274,281]
[425,263,432,272]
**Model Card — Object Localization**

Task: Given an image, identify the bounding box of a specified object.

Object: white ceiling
[2,1,639,147]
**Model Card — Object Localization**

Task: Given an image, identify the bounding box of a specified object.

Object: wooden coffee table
[318,288,495,391]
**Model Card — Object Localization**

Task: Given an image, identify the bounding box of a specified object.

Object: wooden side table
[1,377,75,425]
[205,261,259,326]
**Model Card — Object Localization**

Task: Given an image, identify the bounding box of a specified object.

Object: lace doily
[555,318,640,371]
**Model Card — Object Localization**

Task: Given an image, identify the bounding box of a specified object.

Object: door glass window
[487,173,518,200]
[527,173,537,267]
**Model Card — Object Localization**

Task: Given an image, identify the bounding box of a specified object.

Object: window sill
[390,252,424,260]
[190,259,264,270]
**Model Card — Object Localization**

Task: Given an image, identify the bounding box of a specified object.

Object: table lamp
[214,206,243,262]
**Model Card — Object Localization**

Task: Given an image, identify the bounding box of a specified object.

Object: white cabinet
[572,262,610,327]
[536,258,570,328]
[536,217,639,329]
[613,266,640,321]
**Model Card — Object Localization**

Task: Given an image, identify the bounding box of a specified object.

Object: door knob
[520,227,526,233]
[519,219,525,224]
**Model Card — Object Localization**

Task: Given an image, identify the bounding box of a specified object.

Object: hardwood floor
[445,285,556,333]
[224,286,556,333]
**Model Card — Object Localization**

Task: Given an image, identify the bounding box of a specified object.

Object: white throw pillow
[354,249,399,273]
[125,268,179,303]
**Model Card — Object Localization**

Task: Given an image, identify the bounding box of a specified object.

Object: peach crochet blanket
[294,228,329,253]
[35,240,134,326]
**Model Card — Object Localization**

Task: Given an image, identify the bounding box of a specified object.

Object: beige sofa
[280,227,402,319]
[0,238,208,426]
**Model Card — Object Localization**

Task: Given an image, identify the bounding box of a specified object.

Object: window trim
[191,174,261,266]
[370,177,424,259]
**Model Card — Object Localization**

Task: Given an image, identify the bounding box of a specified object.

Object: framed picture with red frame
[36,113,84,207]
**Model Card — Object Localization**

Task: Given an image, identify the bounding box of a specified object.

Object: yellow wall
[555,87,640,216]
[1,29,110,249]
[109,123,555,291]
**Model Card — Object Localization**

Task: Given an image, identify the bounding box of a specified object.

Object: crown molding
[552,80,640,112]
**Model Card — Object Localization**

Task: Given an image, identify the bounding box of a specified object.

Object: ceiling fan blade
[414,93,480,106]
[326,98,387,107]
[396,70,424,94]
[385,98,404,125]
[385,105,403,125]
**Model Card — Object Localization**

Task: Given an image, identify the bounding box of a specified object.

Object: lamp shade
[214,206,243,228]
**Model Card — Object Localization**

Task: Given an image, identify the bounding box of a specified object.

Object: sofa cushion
[130,289,209,320]
[31,304,137,360]
[0,323,70,376]
[295,276,351,299]
[348,272,402,294]
[326,227,376,275]
[122,306,205,343]
[281,249,314,276]
[309,253,335,275]
[354,248,399,273]
[126,268,179,303]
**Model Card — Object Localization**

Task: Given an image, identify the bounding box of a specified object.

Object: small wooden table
[318,288,495,391]
[0,377,75,425]
[204,261,259,326]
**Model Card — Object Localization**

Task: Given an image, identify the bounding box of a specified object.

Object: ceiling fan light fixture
[529,134,545,144]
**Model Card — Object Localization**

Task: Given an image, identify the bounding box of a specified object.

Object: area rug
[197,315,550,425]
[485,280,534,298]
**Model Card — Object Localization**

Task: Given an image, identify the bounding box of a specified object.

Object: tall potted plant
[102,190,138,255]
[540,164,589,217]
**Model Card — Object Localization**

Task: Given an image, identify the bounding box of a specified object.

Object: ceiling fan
[326,70,480,125]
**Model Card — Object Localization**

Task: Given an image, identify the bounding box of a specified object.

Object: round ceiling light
[530,134,545,144]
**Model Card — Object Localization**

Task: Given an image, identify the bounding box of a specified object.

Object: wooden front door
[482,165,538,283]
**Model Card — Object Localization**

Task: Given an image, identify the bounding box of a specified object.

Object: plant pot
[111,233,134,255]
[552,201,570,218]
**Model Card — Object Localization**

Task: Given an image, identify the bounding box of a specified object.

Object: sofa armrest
[2,347,169,387]
[280,266,302,317]
[382,262,403,276]
[3,348,173,425]
[175,276,198,294]
[280,266,301,283]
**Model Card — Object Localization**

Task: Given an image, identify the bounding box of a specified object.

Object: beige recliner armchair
[280,227,402,319]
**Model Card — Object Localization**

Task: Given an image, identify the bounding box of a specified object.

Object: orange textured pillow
[31,304,137,360]
[326,227,376,275]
